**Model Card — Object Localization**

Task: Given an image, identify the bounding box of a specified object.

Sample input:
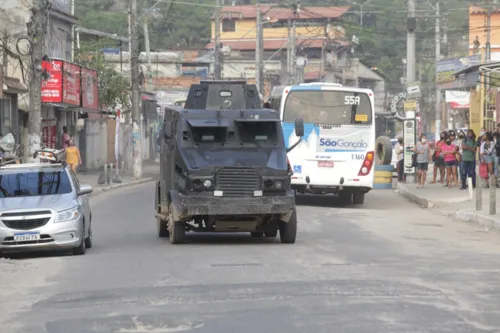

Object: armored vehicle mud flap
[168,191,295,221]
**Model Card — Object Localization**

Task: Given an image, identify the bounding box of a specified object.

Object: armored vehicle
[154,80,304,244]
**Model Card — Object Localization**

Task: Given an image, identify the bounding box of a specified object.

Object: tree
[74,40,131,114]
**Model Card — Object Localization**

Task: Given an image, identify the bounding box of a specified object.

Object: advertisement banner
[41,60,63,103]
[81,67,99,110]
[436,55,480,90]
[41,119,57,149]
[403,120,416,174]
[62,62,81,106]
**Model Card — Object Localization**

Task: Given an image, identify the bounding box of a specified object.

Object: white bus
[273,82,376,205]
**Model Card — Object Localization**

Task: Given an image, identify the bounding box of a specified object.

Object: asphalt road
[2,183,500,333]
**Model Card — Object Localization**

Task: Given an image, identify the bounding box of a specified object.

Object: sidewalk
[396,170,500,231]
[75,162,159,196]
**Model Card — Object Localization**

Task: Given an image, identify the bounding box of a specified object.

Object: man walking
[461,129,477,189]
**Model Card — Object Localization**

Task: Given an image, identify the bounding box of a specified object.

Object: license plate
[318,161,334,168]
[13,232,40,242]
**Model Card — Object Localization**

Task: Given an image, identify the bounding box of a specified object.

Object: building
[469,6,500,59]
[0,0,83,151]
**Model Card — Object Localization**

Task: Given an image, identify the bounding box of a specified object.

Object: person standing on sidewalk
[395,136,405,182]
[414,134,431,188]
[431,131,447,184]
[480,132,495,188]
[461,129,477,190]
[442,136,459,188]
[494,132,500,182]
[65,139,82,174]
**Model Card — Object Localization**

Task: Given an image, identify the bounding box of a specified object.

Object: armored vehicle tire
[279,209,297,244]
[168,203,185,244]
[157,217,169,238]
[251,232,264,238]
[353,192,365,205]
[265,229,278,238]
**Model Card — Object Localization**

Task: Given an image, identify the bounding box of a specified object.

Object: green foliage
[75,40,130,113]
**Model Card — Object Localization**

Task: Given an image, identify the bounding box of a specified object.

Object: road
[2,183,500,332]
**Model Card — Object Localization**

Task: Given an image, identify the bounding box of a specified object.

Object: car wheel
[264,229,278,238]
[73,221,87,255]
[168,203,185,244]
[84,223,93,249]
[279,209,297,244]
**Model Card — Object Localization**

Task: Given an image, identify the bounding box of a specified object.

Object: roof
[206,38,350,51]
[3,76,28,94]
[0,162,65,170]
[214,5,350,20]
[469,5,500,15]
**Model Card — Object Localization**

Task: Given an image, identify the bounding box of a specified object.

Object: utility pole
[406,0,416,84]
[435,0,441,140]
[287,23,291,84]
[290,20,296,84]
[256,2,264,95]
[127,8,132,124]
[143,21,153,89]
[129,0,142,178]
[27,0,47,159]
[214,0,222,79]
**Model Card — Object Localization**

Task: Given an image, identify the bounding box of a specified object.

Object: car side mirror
[295,118,304,137]
[78,184,93,196]
[163,122,172,139]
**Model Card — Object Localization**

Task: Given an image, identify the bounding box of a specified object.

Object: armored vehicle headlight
[203,179,212,188]
[274,180,284,189]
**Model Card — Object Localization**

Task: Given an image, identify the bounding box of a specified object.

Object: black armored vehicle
[154,80,304,244]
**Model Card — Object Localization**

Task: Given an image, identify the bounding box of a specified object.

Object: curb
[91,178,154,196]
[452,210,500,231]
[396,182,470,208]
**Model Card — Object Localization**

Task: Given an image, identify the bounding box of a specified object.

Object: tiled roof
[206,38,350,51]
[215,5,350,20]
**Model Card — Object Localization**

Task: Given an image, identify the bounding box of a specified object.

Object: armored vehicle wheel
[264,229,278,238]
[279,209,297,244]
[168,203,185,244]
[251,232,263,238]
[157,217,169,238]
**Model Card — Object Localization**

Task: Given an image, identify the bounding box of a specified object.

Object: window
[283,91,373,125]
[222,19,236,32]
[1,96,12,135]
[0,170,73,198]
[191,126,227,143]
[238,121,278,144]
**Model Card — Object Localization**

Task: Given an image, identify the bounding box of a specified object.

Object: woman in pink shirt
[442,136,458,188]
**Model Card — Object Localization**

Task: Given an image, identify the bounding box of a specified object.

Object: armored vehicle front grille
[216,167,259,197]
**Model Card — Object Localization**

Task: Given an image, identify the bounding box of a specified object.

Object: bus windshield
[283,90,373,125]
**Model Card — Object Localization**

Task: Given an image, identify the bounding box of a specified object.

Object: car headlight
[203,179,212,188]
[55,206,80,222]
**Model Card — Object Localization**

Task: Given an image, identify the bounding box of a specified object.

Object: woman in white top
[480,132,495,185]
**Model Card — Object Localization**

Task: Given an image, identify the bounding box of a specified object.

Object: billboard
[62,62,81,106]
[41,60,63,103]
[81,67,99,110]
[436,55,480,90]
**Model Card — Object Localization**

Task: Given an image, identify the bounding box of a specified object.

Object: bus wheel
[339,191,353,205]
[353,192,365,205]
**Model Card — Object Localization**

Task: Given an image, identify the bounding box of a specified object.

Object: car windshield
[0,169,72,198]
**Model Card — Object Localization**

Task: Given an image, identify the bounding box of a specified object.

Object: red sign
[318,161,334,168]
[41,119,57,148]
[62,62,81,106]
[449,102,469,109]
[41,60,63,103]
[81,67,99,110]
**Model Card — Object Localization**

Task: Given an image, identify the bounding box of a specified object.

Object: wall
[47,18,72,61]
[84,119,108,170]
[211,18,341,41]
[469,8,500,56]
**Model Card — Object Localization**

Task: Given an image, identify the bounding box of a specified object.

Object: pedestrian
[65,139,82,173]
[442,135,459,188]
[494,132,500,181]
[461,129,477,190]
[414,134,431,188]
[430,131,447,184]
[395,136,405,182]
[480,132,495,188]
[61,126,70,149]
[457,131,466,188]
